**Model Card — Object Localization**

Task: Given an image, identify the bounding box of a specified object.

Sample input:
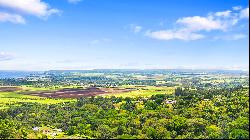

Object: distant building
[32,127,39,131]
[165,100,177,104]
[51,132,57,136]
[54,129,62,132]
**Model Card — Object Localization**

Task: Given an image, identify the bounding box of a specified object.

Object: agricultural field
[0,69,248,102]
[0,70,249,139]
[1,0,249,139]
[103,86,175,97]
[0,86,74,110]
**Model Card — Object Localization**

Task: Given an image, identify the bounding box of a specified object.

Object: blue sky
[0,0,249,71]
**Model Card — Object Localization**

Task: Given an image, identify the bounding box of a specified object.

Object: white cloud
[0,52,14,61]
[215,10,232,17]
[146,29,204,41]
[0,12,25,24]
[231,34,247,40]
[214,34,247,41]
[68,0,82,4]
[233,6,242,11]
[89,38,112,45]
[134,26,143,33]
[0,0,60,18]
[240,7,249,19]
[129,24,143,33]
[146,6,249,41]
[176,16,224,31]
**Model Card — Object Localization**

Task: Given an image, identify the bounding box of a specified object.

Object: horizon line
[0,68,249,72]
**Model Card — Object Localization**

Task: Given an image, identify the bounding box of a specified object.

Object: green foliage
[145,100,158,110]
[0,87,248,139]
[206,125,223,139]
[0,91,74,109]
[229,129,249,139]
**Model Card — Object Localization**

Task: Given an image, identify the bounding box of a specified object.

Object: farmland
[0,87,74,110]
[0,70,249,139]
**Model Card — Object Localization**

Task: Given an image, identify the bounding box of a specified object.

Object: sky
[0,0,249,71]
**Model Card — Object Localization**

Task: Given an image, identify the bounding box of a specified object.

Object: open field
[0,85,175,110]
[0,85,176,101]
[0,86,23,92]
[21,87,135,98]
[19,86,175,98]
[0,87,75,110]
[103,86,175,97]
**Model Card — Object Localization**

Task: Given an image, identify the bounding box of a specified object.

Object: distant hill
[0,69,248,79]
[46,69,249,75]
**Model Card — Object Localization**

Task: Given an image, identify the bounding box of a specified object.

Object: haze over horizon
[0,0,249,71]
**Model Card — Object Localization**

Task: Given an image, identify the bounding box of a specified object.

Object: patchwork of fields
[0,85,175,109]
[0,87,75,109]
[0,70,248,139]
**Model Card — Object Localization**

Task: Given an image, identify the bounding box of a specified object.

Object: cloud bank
[0,12,26,24]
[0,52,14,61]
[0,0,60,17]
[0,0,61,24]
[146,6,249,41]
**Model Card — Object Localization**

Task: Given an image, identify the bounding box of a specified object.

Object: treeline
[0,77,158,87]
[0,87,249,139]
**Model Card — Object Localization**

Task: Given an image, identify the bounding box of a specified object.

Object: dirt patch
[24,87,135,98]
[0,87,22,92]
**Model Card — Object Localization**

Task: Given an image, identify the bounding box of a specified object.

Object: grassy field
[20,85,87,91]
[19,85,176,98]
[0,85,176,109]
[102,86,175,97]
[0,91,75,109]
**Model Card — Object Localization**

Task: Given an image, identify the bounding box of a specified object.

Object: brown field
[22,87,135,98]
[0,86,22,92]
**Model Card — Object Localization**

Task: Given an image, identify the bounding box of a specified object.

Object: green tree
[229,129,249,139]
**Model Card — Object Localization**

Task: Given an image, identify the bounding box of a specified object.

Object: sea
[0,71,43,79]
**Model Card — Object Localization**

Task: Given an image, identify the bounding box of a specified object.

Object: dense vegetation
[0,87,248,139]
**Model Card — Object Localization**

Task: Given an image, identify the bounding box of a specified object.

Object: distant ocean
[0,71,43,79]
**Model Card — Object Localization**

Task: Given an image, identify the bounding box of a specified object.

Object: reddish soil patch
[0,87,22,92]
[135,85,147,87]
[24,87,135,98]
